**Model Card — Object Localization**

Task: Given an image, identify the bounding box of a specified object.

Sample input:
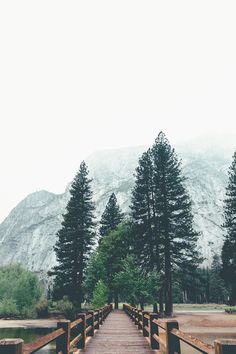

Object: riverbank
[0,319,57,328]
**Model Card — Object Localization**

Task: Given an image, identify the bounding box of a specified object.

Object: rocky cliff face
[0,146,232,271]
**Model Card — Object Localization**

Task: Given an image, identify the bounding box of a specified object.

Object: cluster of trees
[50,132,199,315]
[50,132,236,315]
[222,152,236,305]
[171,254,228,304]
[0,264,42,317]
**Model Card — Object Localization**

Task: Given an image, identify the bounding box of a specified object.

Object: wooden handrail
[71,317,83,329]
[23,328,65,354]
[0,304,113,354]
[171,328,214,354]
[123,303,236,354]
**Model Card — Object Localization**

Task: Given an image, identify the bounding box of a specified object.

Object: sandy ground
[172,312,236,334]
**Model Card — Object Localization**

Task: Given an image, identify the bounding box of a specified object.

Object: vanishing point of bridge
[0,304,235,354]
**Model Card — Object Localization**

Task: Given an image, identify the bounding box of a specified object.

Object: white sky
[0,1,236,222]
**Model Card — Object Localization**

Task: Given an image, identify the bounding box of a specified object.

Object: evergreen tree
[209,254,228,303]
[222,151,236,305]
[130,150,163,312]
[99,193,124,238]
[152,132,199,315]
[85,222,132,309]
[50,161,95,310]
[92,280,108,308]
[130,150,156,271]
[114,255,160,308]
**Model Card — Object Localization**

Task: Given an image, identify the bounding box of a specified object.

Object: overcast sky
[0,1,236,222]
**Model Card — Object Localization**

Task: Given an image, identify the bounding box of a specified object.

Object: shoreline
[0,319,57,329]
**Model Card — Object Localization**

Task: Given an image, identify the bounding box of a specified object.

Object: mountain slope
[0,146,232,271]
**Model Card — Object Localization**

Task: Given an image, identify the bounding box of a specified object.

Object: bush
[35,299,49,318]
[0,264,42,317]
[55,296,75,320]
[92,280,108,309]
[225,307,236,314]
[0,298,19,317]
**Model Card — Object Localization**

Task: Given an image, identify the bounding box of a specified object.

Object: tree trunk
[159,288,164,315]
[114,292,119,309]
[229,289,236,306]
[108,292,112,304]
[164,241,173,316]
[153,302,158,312]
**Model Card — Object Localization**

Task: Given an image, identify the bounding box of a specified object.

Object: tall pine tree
[222,151,236,305]
[99,193,124,239]
[50,161,95,310]
[130,150,159,274]
[131,132,199,315]
[152,132,199,315]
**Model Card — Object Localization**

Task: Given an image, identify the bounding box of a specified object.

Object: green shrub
[0,298,19,317]
[0,264,42,317]
[55,296,75,320]
[92,280,108,309]
[35,299,49,318]
[225,307,236,314]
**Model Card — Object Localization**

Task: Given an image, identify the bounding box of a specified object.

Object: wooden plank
[23,328,65,354]
[78,310,154,354]
[171,329,214,354]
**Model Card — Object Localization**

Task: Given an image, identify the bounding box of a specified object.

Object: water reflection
[0,328,54,354]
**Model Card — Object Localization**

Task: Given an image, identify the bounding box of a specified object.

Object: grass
[142,303,227,312]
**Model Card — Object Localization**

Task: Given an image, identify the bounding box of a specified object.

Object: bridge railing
[123,303,236,354]
[0,304,112,354]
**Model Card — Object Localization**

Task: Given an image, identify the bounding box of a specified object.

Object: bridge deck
[79,310,155,353]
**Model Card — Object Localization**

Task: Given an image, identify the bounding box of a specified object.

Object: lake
[0,328,55,354]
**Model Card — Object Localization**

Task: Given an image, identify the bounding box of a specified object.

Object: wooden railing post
[166,320,181,354]
[138,310,142,330]
[149,313,159,350]
[134,308,139,325]
[56,320,71,354]
[76,313,86,349]
[100,307,104,325]
[142,311,149,337]
[95,310,100,329]
[215,339,236,354]
[87,311,95,336]
[0,339,24,354]
[131,307,135,322]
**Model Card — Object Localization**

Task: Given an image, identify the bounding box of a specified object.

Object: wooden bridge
[1,304,236,354]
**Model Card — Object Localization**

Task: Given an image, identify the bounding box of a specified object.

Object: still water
[0,328,54,354]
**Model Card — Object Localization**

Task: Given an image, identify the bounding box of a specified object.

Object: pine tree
[50,161,95,310]
[130,150,156,270]
[222,151,236,305]
[152,132,199,315]
[209,254,228,303]
[130,150,163,312]
[99,193,124,239]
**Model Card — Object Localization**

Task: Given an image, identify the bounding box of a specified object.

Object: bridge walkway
[79,309,155,353]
